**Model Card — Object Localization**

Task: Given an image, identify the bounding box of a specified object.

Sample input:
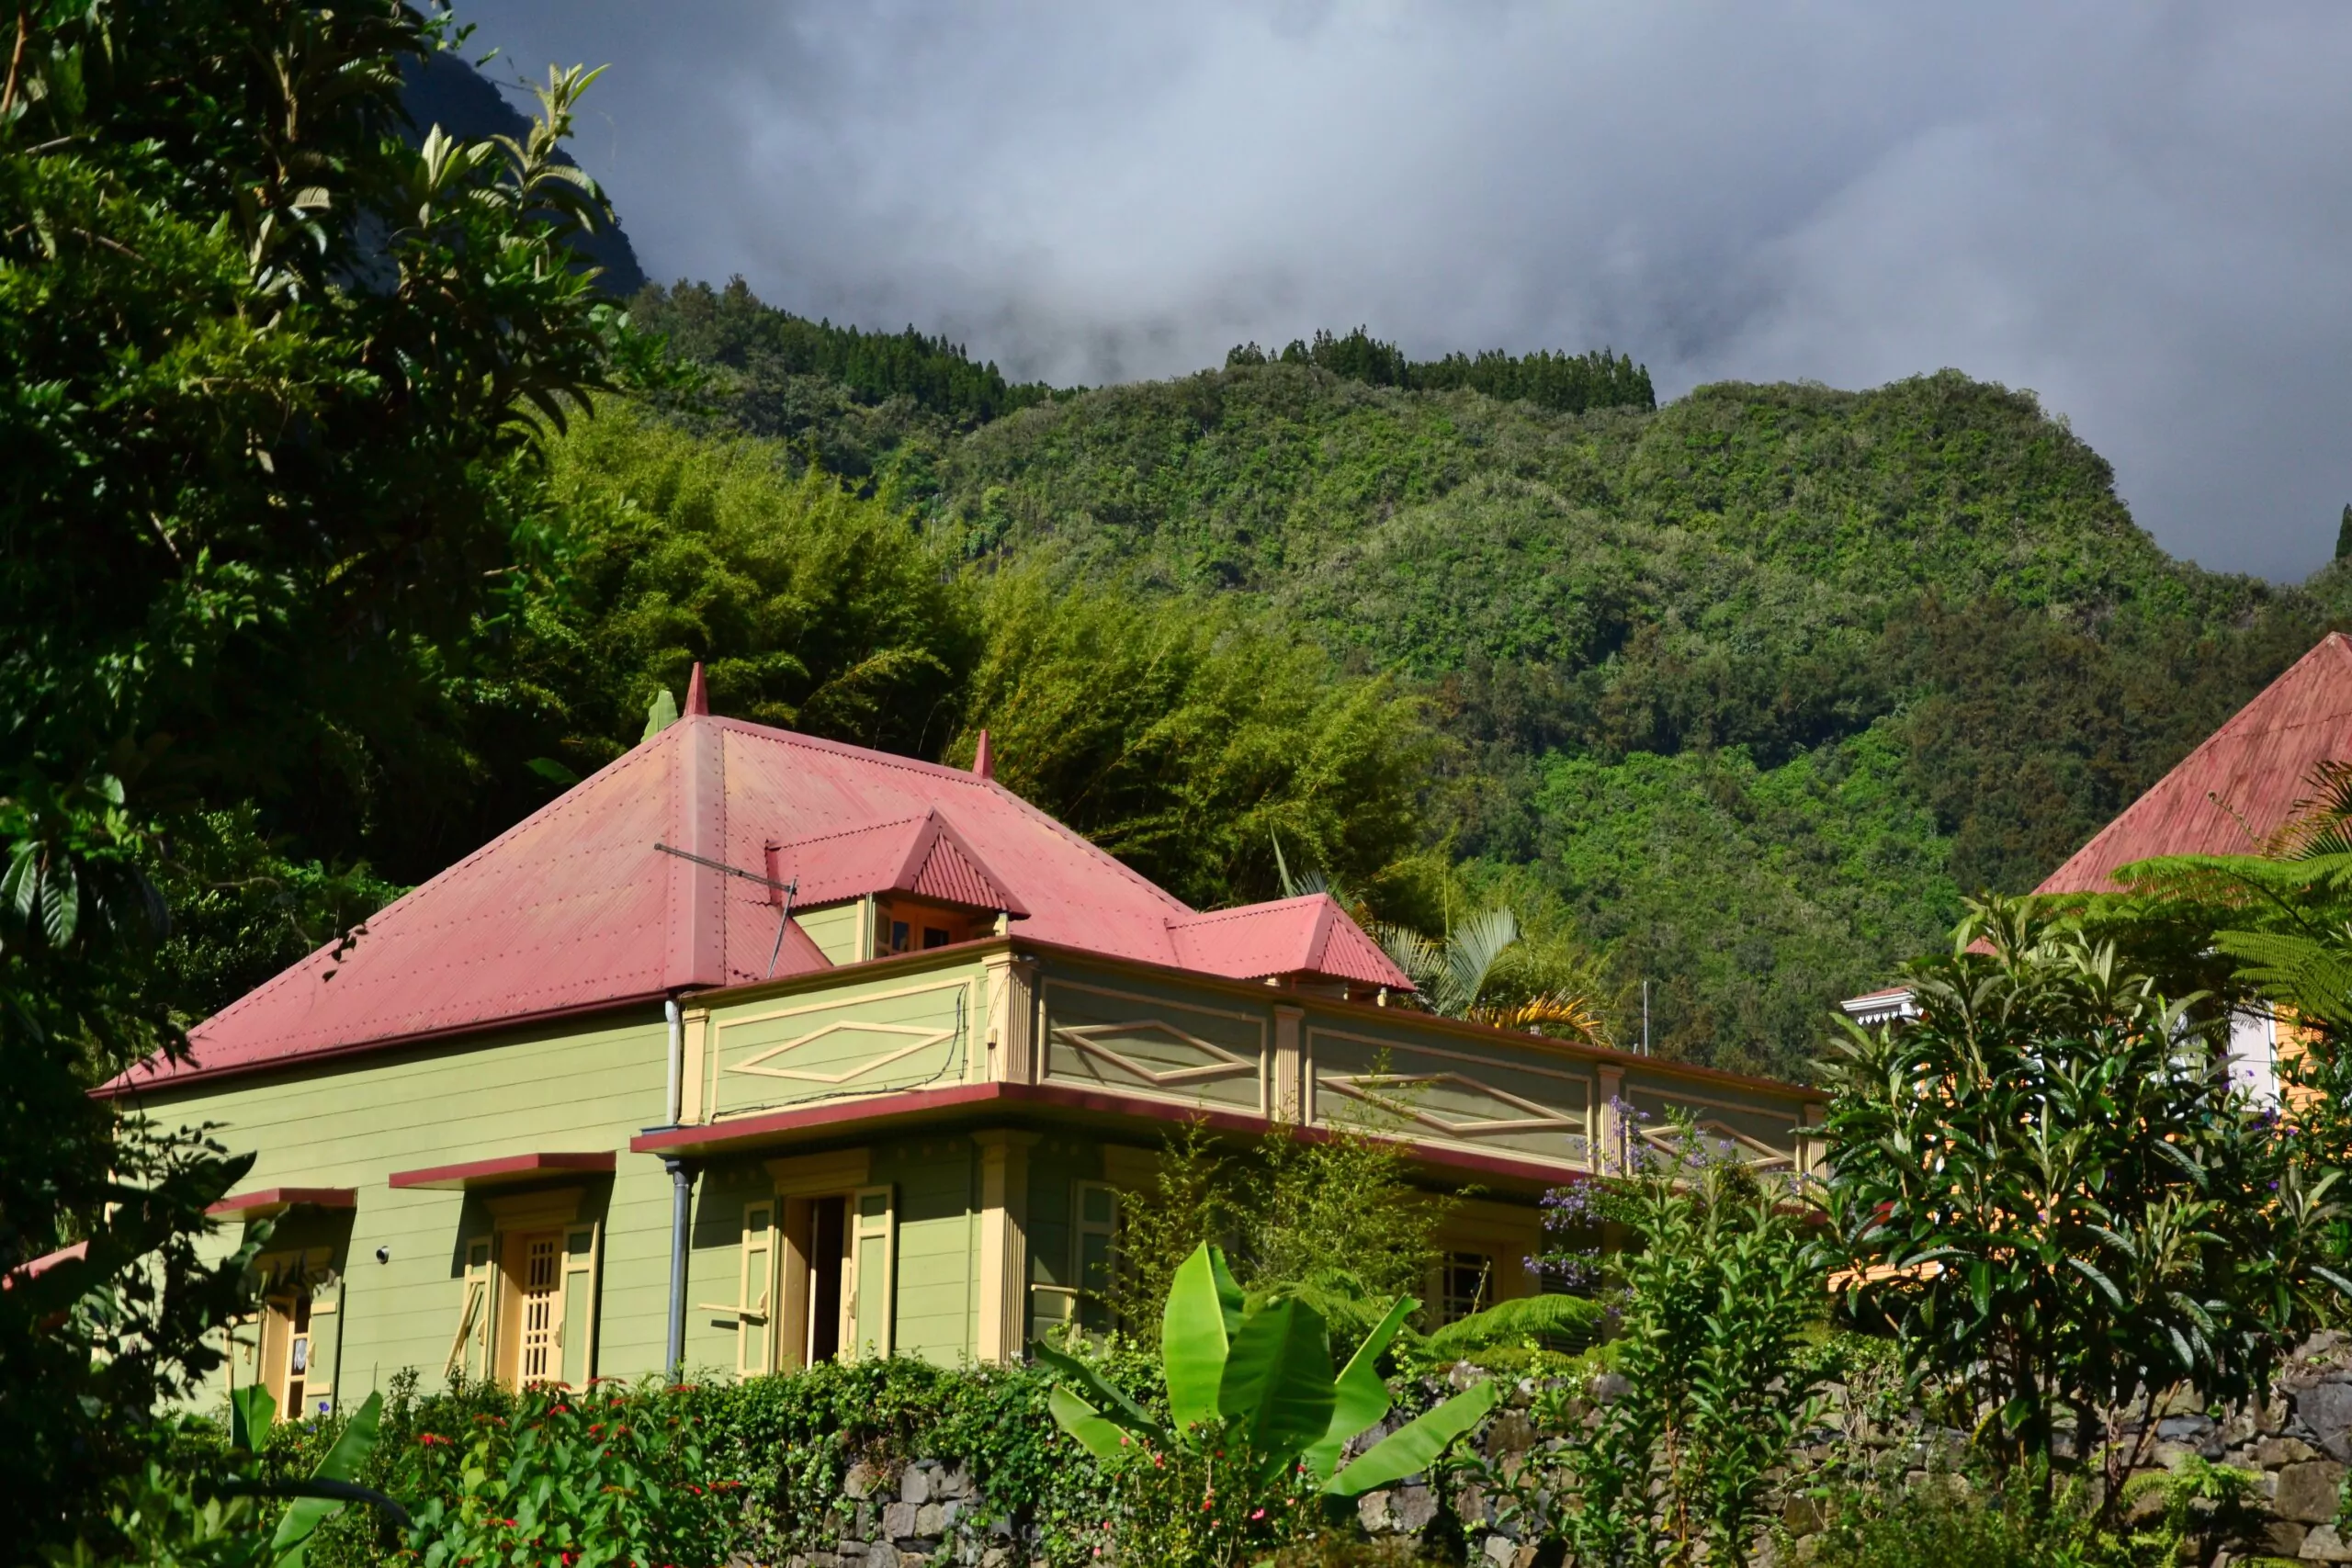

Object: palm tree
[1271,836,1609,1043]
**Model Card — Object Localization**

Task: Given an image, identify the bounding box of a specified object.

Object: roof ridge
[1169,893,1331,929]
[712,717,1193,912]
[770,812,930,851]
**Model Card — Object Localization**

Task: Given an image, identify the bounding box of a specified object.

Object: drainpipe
[664,1156,691,1379]
[664,996,684,1125]
[662,997,689,1379]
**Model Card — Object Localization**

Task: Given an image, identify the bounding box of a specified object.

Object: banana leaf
[1217,1295,1336,1479]
[1048,1384,1137,1464]
[1163,1244,1236,1432]
[1303,1295,1415,1482]
[1324,1379,1499,1497]
[270,1392,384,1564]
[1032,1338,1164,1440]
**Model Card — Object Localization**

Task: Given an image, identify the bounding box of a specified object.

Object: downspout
[662,996,691,1379]
[664,1156,691,1380]
[664,997,684,1125]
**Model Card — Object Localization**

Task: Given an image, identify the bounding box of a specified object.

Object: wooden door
[499,1229,566,1386]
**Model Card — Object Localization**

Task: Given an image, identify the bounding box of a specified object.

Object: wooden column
[1596,1064,1626,1176]
[973,1131,1039,1363]
[982,953,1039,1085]
[1272,1004,1306,1122]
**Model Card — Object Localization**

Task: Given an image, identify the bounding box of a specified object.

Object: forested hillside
[160,272,2352,1084]
[893,360,2346,1075]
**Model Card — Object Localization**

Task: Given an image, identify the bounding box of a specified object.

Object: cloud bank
[465,1,2352,579]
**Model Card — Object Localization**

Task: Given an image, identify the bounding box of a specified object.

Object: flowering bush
[393,1382,737,1568]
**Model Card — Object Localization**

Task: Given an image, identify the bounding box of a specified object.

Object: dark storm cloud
[463,1,2352,579]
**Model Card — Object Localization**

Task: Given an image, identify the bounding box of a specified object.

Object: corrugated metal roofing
[1168,894,1413,987]
[766,810,1028,916]
[2037,632,2352,894]
[117,703,1408,1089]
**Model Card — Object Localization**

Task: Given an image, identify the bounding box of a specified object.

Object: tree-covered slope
[851,359,2341,1076]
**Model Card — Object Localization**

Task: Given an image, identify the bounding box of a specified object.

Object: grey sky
[463,2,2352,581]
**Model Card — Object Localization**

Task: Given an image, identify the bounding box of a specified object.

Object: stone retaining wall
[775,1335,2352,1566]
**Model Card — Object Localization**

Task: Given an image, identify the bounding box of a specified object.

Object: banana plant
[220,1385,404,1566]
[1036,1242,1499,1496]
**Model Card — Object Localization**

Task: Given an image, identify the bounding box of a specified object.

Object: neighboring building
[1841,631,2352,1097]
[105,669,1823,1418]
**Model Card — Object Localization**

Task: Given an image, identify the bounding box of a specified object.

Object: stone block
[2301,1383,2352,1450]
[1782,1495,1824,1535]
[980,1551,1010,1568]
[915,1503,945,1537]
[901,1466,932,1506]
[1481,1536,1518,1564]
[1357,1490,1395,1533]
[844,1461,880,1500]
[2264,1437,2323,1467]
[882,1501,919,1539]
[1393,1484,1440,1533]
[1486,1412,1536,1458]
[2302,1522,2352,1562]
[2278,1461,2347,1523]
[942,1462,974,1499]
[2263,1519,2311,1558]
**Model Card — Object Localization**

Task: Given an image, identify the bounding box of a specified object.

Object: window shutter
[739,1202,775,1376]
[560,1222,602,1389]
[447,1235,494,1382]
[1074,1181,1119,1332]
[300,1247,339,1415]
[848,1184,895,1359]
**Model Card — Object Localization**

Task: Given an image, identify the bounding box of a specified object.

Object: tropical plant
[1,0,628,1548]
[1526,1128,1826,1568]
[1038,1244,1500,1566]
[1100,1100,1451,1348]
[1820,897,2349,1511]
[60,1388,397,1568]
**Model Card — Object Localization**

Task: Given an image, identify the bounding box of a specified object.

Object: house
[1839,631,2352,1095]
[105,668,1824,1418]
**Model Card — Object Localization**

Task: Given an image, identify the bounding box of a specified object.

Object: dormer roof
[768,809,1029,917]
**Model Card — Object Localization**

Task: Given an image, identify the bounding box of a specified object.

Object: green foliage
[51,1390,395,1568]
[146,811,404,1028]
[1103,1113,1449,1351]
[394,1382,734,1568]
[635,275,1063,430]
[1040,1242,1500,1566]
[0,0,626,1551]
[1805,1461,2274,1568]
[956,569,1431,908]
[498,405,979,771]
[1226,326,1655,414]
[1820,897,2349,1501]
[1528,1134,1826,1568]
[1534,724,1960,1077]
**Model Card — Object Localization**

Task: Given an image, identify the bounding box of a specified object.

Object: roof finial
[684,661,709,716]
[972,728,994,781]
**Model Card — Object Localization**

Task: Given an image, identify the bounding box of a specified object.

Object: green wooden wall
[131,1008,671,1409]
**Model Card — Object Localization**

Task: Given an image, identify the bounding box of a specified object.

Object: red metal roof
[111,693,1408,1090]
[2039,633,2352,894]
[768,809,1029,916]
[1168,894,1410,987]
[386,1152,617,1191]
[206,1187,358,1217]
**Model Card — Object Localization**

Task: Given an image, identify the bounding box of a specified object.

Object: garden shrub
[393,1382,736,1568]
